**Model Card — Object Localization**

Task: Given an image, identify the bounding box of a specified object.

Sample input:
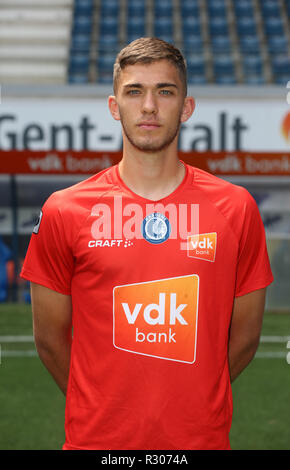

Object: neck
[118,139,184,201]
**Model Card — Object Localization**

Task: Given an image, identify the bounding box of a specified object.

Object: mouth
[138,122,161,130]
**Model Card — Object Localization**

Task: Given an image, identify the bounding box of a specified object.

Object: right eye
[127,89,141,95]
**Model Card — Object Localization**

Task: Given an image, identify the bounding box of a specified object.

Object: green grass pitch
[0,303,290,450]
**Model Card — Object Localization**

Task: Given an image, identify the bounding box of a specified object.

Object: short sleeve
[235,191,274,297]
[20,193,74,295]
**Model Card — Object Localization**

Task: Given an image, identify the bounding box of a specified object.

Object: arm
[31,282,72,395]
[228,287,267,383]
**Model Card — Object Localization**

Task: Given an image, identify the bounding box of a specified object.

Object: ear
[180,96,195,123]
[108,95,121,121]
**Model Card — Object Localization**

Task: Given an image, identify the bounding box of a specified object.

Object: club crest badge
[142,212,171,244]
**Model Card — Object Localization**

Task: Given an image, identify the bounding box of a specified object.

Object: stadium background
[0,0,290,450]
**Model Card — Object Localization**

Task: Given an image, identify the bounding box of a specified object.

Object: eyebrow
[123,82,178,90]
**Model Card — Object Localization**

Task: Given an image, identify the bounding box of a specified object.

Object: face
[109,60,195,153]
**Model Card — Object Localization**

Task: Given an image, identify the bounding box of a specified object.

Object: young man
[21,38,273,450]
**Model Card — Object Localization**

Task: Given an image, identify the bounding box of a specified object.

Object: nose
[142,91,157,114]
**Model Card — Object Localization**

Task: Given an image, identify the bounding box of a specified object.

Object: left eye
[160,90,171,95]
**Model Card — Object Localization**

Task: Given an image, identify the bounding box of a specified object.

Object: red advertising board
[0,150,290,176]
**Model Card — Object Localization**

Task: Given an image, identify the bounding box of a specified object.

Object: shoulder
[186,164,261,239]
[39,166,117,240]
[187,164,255,209]
[43,166,116,214]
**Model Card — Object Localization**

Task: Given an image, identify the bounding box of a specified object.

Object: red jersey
[20,162,273,450]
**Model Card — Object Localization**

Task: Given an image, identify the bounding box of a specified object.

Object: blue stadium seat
[236,17,257,36]
[215,75,236,85]
[127,33,145,43]
[98,54,115,72]
[211,35,232,53]
[286,0,290,18]
[267,35,288,55]
[71,34,91,51]
[127,0,146,17]
[69,52,90,72]
[68,72,89,84]
[97,53,115,84]
[209,17,228,36]
[233,0,254,18]
[271,54,290,84]
[99,17,118,36]
[154,0,173,18]
[260,0,281,18]
[213,54,236,83]
[127,33,145,44]
[74,0,94,16]
[127,17,146,38]
[213,55,235,74]
[72,15,93,35]
[182,16,201,36]
[186,54,206,76]
[183,34,203,53]
[98,34,119,52]
[180,0,199,17]
[187,73,207,85]
[100,0,120,17]
[244,75,266,85]
[239,35,261,54]
[272,75,290,85]
[154,17,173,38]
[264,17,284,37]
[154,35,174,44]
[97,75,113,84]
[207,0,227,18]
[242,54,263,76]
[69,50,90,83]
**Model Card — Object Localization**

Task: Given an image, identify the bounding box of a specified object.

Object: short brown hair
[113,37,187,96]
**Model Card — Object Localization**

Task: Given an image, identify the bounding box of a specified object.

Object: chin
[137,143,169,153]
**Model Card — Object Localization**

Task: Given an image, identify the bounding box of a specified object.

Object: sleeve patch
[33,210,43,234]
